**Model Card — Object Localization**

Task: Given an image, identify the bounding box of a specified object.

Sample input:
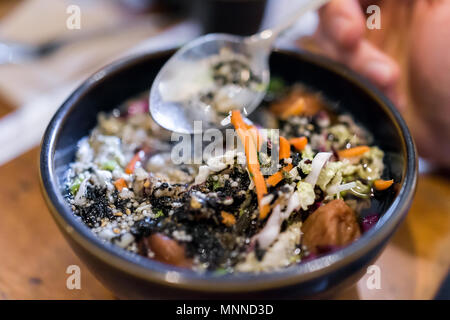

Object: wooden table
[0,1,449,300]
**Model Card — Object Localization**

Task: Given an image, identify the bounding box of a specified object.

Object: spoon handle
[250,0,330,46]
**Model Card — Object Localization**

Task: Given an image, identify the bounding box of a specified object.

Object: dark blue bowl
[40,49,417,299]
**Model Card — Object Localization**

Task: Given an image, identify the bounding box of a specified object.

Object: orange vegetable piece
[231,110,269,219]
[114,178,127,191]
[280,97,305,119]
[125,152,142,174]
[221,211,236,227]
[270,89,323,117]
[266,164,294,187]
[231,110,247,130]
[302,94,324,116]
[289,137,308,151]
[279,136,291,160]
[374,179,394,191]
[247,125,264,150]
[337,146,370,159]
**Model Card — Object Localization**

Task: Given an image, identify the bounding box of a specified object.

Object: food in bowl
[64,77,394,273]
[159,48,264,118]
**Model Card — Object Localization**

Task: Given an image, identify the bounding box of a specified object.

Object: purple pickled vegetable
[316,245,340,254]
[127,100,148,116]
[312,201,322,211]
[361,214,380,232]
[300,252,318,263]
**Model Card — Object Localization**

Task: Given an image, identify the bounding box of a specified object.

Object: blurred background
[0,0,318,165]
[0,0,448,300]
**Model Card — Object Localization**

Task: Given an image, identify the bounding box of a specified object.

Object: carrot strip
[279,136,291,160]
[247,125,264,150]
[125,152,142,174]
[374,179,394,191]
[280,97,305,119]
[289,137,308,151]
[114,178,127,191]
[231,110,269,219]
[266,164,294,187]
[338,146,370,159]
[221,211,236,227]
[231,111,264,150]
[231,110,247,130]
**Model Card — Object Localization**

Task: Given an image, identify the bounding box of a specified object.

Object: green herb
[69,177,83,195]
[268,77,285,93]
[213,268,229,276]
[212,180,221,191]
[154,209,164,218]
[101,160,117,171]
[254,82,267,92]
[289,254,301,263]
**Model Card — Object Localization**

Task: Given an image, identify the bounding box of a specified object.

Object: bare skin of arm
[310,0,450,167]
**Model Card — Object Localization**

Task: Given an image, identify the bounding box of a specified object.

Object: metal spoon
[149,0,329,134]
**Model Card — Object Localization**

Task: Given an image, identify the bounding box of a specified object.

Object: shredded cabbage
[296,181,316,211]
[301,145,315,160]
[317,161,344,191]
[305,152,332,186]
[299,158,312,175]
[328,124,352,146]
[341,159,359,175]
[357,146,384,180]
[327,181,357,195]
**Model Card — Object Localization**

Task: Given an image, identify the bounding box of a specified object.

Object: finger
[347,40,400,90]
[310,26,342,61]
[318,0,366,49]
[345,40,403,108]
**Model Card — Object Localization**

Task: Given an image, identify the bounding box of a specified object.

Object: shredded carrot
[247,125,264,150]
[221,211,236,227]
[266,164,294,187]
[125,152,142,174]
[374,179,394,191]
[279,136,291,160]
[114,178,127,191]
[280,97,305,119]
[231,110,247,130]
[230,111,264,150]
[338,146,370,159]
[231,110,269,219]
[289,137,308,151]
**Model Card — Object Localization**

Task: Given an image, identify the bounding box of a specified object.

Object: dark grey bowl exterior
[40,49,417,299]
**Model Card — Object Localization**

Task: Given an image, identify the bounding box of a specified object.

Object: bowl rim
[39,48,417,293]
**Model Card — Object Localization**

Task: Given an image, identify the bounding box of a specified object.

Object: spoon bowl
[149,33,269,134]
[150,0,330,134]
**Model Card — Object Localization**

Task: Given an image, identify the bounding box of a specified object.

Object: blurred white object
[0,0,200,166]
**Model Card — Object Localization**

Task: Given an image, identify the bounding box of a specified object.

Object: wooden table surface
[0,1,449,300]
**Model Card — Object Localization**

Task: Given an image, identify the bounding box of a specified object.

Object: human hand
[313,0,402,108]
